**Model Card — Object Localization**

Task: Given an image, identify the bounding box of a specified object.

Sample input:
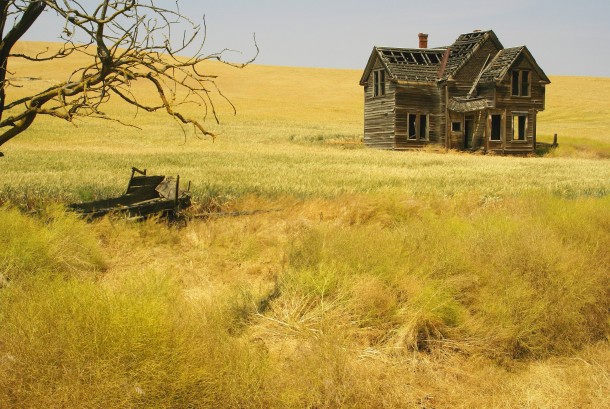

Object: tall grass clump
[459,195,610,358]
[0,271,271,408]
[0,206,105,282]
[259,194,610,361]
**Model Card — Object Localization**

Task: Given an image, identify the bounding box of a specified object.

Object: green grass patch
[0,206,105,282]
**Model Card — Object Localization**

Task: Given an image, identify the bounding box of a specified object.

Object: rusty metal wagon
[69,167,191,220]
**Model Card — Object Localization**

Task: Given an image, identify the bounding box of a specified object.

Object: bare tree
[0,0,257,153]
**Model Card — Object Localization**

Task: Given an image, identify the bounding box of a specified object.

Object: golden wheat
[0,42,609,408]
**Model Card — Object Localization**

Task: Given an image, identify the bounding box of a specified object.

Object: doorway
[464,117,474,149]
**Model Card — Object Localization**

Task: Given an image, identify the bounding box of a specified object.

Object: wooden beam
[484,111,489,152]
[467,54,491,99]
[395,80,437,86]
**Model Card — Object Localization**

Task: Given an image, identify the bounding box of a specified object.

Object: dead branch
[0,0,258,150]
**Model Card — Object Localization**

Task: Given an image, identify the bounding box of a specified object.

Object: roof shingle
[479,47,523,83]
[362,30,548,87]
[372,30,496,83]
[376,47,446,82]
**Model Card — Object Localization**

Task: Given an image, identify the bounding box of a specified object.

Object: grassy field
[1,42,609,408]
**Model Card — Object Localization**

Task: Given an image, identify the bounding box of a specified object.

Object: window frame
[373,69,386,97]
[407,113,429,141]
[511,112,529,141]
[451,121,462,132]
[489,113,503,142]
[511,70,531,98]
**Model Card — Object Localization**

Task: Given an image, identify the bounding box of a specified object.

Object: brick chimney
[418,33,429,49]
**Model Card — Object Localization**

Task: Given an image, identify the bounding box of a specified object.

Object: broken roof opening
[380,49,444,66]
[361,30,548,86]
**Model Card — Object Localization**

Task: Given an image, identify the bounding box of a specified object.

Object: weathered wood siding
[495,55,546,111]
[361,33,546,155]
[439,85,448,147]
[499,110,536,154]
[477,83,496,101]
[446,38,503,149]
[446,82,472,98]
[447,111,463,148]
[363,59,396,149]
[447,39,500,106]
[482,109,537,155]
[394,83,443,149]
[445,81,490,150]
[447,42,544,154]
[491,55,546,154]
[446,110,487,150]
[454,37,502,83]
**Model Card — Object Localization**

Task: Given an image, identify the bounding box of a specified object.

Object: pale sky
[21,0,610,77]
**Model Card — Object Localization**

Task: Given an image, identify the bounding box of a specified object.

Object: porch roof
[448,97,492,113]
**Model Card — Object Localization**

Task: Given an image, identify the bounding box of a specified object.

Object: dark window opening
[373,70,385,97]
[512,70,530,97]
[521,71,530,97]
[419,115,428,140]
[452,121,462,132]
[408,114,417,139]
[408,113,428,140]
[490,114,502,141]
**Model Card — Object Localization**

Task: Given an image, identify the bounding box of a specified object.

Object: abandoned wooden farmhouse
[360,30,550,154]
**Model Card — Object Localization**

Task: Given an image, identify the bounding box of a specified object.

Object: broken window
[408,113,429,140]
[419,115,428,140]
[408,114,417,139]
[373,69,386,97]
[512,113,527,141]
[452,121,462,132]
[521,71,530,97]
[511,70,531,97]
[490,114,502,141]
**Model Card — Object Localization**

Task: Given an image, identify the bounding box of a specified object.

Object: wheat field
[0,42,609,408]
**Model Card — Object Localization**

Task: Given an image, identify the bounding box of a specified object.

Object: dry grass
[2,44,609,208]
[0,42,609,408]
[538,76,610,158]
[1,195,608,408]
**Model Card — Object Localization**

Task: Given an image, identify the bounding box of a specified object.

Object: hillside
[0,42,609,408]
[6,42,610,153]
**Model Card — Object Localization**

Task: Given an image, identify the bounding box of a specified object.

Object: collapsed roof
[375,47,447,82]
[360,30,549,85]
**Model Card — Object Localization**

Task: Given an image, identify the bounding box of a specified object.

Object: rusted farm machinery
[69,167,191,221]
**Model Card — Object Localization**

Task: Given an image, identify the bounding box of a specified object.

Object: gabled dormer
[444,30,504,83]
[361,45,447,86]
[360,48,392,98]
[479,46,550,111]
[480,46,550,87]
[360,48,388,86]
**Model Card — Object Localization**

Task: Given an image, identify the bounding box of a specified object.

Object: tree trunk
[0,1,46,123]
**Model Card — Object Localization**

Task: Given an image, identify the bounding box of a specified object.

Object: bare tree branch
[0,0,258,151]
